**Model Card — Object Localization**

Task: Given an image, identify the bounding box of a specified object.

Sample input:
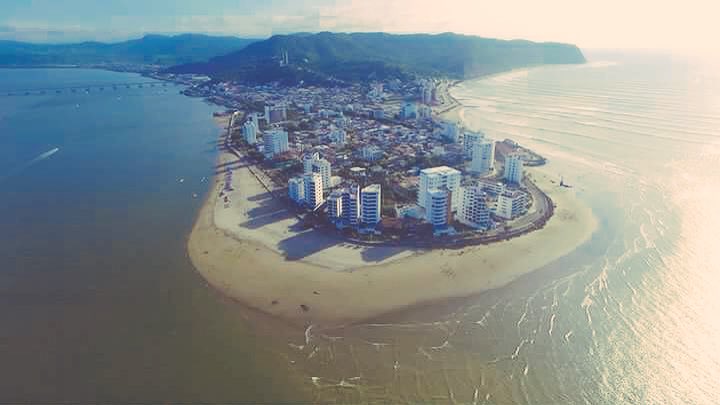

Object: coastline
[188,98,598,328]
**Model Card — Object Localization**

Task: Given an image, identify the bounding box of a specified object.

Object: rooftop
[420,166,461,175]
[362,184,382,193]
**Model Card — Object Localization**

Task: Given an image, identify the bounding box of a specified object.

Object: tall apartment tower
[263,129,289,158]
[303,173,324,210]
[463,131,485,159]
[458,186,491,230]
[426,188,452,228]
[504,152,524,185]
[288,176,305,203]
[303,152,320,174]
[341,185,361,226]
[243,120,257,145]
[470,139,495,175]
[311,158,332,193]
[326,190,343,219]
[418,166,461,211]
[360,184,382,226]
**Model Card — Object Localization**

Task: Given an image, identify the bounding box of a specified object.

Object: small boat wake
[0,147,60,183]
[34,147,60,162]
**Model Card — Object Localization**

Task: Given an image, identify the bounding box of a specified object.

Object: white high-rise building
[288,176,305,204]
[263,129,289,158]
[327,190,343,219]
[302,152,331,192]
[341,185,361,227]
[360,184,382,226]
[458,186,491,229]
[303,152,320,174]
[242,120,257,145]
[496,190,528,220]
[303,173,324,210]
[504,152,524,185]
[418,166,462,211]
[426,188,451,228]
[471,139,495,175]
[311,158,332,193]
[464,131,485,159]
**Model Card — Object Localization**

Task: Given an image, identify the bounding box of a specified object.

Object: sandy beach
[189,110,597,328]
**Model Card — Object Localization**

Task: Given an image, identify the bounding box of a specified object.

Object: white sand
[212,153,416,271]
[189,138,597,327]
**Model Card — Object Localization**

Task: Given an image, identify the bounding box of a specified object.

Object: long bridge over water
[1,81,170,97]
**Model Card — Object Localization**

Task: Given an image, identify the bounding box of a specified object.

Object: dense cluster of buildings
[414,165,528,235]
[285,152,528,237]
[289,150,383,232]
[218,76,532,237]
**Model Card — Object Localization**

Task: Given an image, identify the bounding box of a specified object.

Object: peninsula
[177,32,596,327]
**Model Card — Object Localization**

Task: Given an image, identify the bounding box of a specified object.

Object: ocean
[1,52,719,403]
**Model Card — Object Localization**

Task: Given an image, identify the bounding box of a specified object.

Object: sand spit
[188,132,596,327]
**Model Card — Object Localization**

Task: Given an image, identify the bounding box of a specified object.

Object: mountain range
[0,31,586,84]
[168,32,586,84]
[0,34,258,66]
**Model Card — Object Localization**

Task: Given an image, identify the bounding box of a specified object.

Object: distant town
[150,62,554,246]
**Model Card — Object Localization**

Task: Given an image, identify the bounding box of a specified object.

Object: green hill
[0,34,258,67]
[168,32,586,84]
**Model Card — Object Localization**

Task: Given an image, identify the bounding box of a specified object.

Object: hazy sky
[1,0,718,53]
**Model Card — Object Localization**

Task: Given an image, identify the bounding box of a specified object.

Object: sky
[1,0,719,54]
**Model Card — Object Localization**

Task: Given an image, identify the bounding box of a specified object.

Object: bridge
[1,81,170,97]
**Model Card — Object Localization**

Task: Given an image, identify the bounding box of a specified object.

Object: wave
[495,79,698,100]
[477,115,711,149]
[479,72,711,98]
[548,313,556,337]
[510,338,529,360]
[482,105,719,140]
[466,96,720,137]
[465,80,720,119]
[480,86,720,125]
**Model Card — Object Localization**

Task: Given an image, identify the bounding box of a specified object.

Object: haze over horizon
[2,0,719,56]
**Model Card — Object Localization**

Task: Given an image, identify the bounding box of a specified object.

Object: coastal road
[506,178,552,232]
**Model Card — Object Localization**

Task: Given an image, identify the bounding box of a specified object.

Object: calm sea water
[1,53,719,404]
[0,69,311,403]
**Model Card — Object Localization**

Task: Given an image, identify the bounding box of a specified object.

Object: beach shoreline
[188,86,598,328]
